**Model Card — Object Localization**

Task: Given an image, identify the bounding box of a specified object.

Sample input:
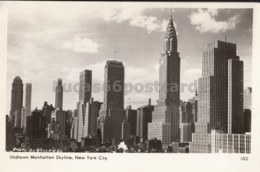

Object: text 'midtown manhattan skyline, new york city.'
[6,5,252,153]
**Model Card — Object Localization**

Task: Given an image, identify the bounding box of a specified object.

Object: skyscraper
[228,58,244,134]
[125,105,137,136]
[99,60,125,144]
[87,98,102,137]
[137,99,154,142]
[42,101,54,124]
[148,13,180,145]
[79,70,92,103]
[179,101,192,124]
[25,83,32,116]
[10,76,23,124]
[76,70,92,142]
[55,79,63,110]
[179,101,194,143]
[190,40,244,153]
[26,108,47,139]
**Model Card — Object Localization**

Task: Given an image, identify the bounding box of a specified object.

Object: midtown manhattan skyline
[6,3,252,113]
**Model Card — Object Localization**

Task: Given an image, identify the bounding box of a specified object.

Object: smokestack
[148,98,151,106]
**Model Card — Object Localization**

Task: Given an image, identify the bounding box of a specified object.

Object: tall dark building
[26,108,47,139]
[79,70,92,103]
[125,105,137,136]
[6,115,15,151]
[10,76,23,124]
[65,110,73,138]
[52,109,66,138]
[87,99,102,137]
[76,69,92,142]
[148,13,180,145]
[179,93,198,143]
[228,58,244,134]
[42,101,54,124]
[137,99,154,142]
[99,60,125,144]
[179,101,192,124]
[190,41,244,153]
[55,78,63,110]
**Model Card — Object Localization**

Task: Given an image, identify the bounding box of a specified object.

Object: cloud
[104,8,169,33]
[62,36,99,53]
[189,9,240,33]
[8,3,170,34]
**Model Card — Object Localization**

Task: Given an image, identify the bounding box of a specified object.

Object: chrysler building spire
[148,11,181,145]
[165,12,177,52]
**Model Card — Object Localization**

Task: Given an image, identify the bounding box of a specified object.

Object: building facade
[148,14,180,145]
[211,130,251,153]
[125,105,137,136]
[26,108,47,139]
[180,123,192,143]
[14,110,22,128]
[76,70,93,142]
[55,79,63,110]
[244,87,252,133]
[228,58,244,134]
[138,99,154,142]
[42,101,54,124]
[121,120,130,140]
[10,76,23,125]
[25,83,32,117]
[21,107,26,129]
[79,70,92,103]
[99,60,125,144]
[190,41,244,153]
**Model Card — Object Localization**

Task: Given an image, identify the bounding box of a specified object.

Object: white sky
[5,2,253,113]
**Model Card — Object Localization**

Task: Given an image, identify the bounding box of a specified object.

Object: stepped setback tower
[148,13,180,145]
[190,40,244,153]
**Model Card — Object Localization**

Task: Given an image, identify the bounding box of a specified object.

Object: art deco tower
[10,76,23,124]
[55,78,63,110]
[148,13,180,145]
[190,41,244,153]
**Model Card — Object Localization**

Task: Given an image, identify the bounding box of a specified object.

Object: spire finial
[170,9,173,19]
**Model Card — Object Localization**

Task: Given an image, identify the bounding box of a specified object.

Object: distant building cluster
[6,13,252,153]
